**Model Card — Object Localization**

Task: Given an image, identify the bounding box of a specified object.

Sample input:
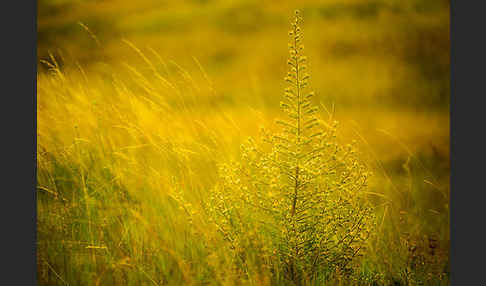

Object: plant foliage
[204,10,376,284]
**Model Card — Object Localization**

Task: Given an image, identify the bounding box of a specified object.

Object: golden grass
[38,1,449,284]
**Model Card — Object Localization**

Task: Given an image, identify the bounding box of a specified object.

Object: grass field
[37,0,450,284]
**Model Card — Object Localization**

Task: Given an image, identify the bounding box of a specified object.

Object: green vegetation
[37,1,449,285]
[188,12,375,284]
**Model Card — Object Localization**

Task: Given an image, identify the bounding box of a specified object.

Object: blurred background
[38,0,449,106]
[38,0,450,161]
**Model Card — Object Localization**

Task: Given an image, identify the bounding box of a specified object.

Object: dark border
[1,0,37,285]
[450,0,486,285]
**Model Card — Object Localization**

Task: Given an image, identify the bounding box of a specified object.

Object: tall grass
[37,9,449,286]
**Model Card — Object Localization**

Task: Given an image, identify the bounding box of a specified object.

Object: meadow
[37,0,450,284]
